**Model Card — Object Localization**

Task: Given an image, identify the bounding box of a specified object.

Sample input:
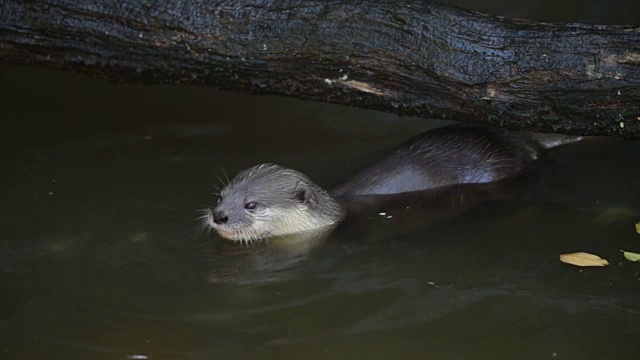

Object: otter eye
[245,201,257,210]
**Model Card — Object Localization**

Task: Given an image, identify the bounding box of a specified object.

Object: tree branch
[1,0,639,137]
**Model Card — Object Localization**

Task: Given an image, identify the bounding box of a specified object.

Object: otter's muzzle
[210,208,229,224]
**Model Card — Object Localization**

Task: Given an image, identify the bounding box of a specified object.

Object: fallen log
[1,0,639,137]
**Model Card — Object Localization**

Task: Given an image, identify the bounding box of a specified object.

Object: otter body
[207,124,579,242]
[331,125,543,197]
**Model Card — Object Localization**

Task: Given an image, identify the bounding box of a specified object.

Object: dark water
[2,0,640,354]
[1,64,639,359]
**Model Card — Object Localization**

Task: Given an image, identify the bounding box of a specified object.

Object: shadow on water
[1,44,640,360]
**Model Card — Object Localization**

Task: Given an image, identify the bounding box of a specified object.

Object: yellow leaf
[622,250,640,262]
[635,222,640,234]
[559,252,609,267]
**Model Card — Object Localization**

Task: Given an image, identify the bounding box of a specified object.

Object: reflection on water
[2,63,640,359]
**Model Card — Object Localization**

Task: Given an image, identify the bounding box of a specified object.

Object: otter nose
[212,209,229,224]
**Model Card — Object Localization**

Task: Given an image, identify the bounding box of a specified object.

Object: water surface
[1,46,640,360]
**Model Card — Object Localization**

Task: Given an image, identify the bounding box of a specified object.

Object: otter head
[208,163,342,242]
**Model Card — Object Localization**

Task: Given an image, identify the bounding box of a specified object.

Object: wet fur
[331,124,545,197]
[207,124,580,242]
[208,164,342,242]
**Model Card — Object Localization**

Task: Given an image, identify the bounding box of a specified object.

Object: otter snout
[211,208,229,224]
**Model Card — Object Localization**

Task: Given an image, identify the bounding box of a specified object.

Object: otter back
[330,125,543,197]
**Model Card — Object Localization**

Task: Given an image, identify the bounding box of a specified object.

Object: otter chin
[208,163,343,242]
[206,124,581,242]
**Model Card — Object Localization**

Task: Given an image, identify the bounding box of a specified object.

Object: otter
[207,124,580,242]
[208,164,342,242]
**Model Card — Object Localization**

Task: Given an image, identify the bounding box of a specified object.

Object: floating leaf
[559,252,609,267]
[635,222,640,235]
[622,250,640,262]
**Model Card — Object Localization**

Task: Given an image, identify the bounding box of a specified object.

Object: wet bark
[1,0,639,137]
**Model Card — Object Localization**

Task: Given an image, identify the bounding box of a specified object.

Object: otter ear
[294,188,308,203]
[293,182,312,204]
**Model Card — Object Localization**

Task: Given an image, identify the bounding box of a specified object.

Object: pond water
[1,65,639,359]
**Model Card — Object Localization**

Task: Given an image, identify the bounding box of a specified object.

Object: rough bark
[1,0,639,137]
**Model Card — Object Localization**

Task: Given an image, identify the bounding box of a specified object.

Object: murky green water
[3,0,640,348]
[1,65,639,360]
